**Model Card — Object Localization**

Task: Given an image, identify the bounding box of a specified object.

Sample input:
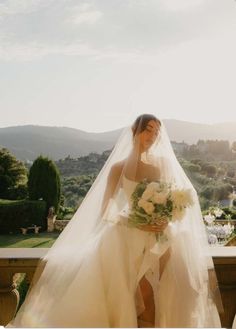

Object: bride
[7,114,222,328]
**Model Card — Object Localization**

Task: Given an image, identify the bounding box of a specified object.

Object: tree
[185,163,201,173]
[217,168,225,177]
[0,148,27,199]
[203,164,217,177]
[227,169,235,178]
[28,156,61,213]
[200,185,215,200]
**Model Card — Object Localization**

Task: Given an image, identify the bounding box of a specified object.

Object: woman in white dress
[7,114,222,328]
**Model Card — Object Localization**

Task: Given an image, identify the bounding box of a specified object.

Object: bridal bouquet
[128,180,194,233]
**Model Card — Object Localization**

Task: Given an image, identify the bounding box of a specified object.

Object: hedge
[0,199,47,234]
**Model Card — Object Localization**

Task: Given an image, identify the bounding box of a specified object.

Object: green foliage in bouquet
[128,180,149,226]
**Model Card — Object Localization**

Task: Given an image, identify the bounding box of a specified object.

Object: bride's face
[137,120,160,152]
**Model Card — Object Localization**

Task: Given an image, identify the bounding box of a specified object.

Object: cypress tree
[28,156,61,213]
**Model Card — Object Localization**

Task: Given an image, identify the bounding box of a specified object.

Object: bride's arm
[100,162,124,216]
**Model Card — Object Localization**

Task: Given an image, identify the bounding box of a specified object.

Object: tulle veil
[7,114,222,328]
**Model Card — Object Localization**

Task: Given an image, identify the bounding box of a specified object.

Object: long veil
[8,118,222,328]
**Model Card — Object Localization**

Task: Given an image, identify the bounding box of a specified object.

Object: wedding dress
[8,176,162,327]
[7,118,222,327]
[233,314,236,329]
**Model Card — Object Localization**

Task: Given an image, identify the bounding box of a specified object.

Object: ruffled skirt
[8,217,221,328]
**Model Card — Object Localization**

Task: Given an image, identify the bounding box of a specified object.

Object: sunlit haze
[0,0,236,132]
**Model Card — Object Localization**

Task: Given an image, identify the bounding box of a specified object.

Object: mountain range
[0,120,235,161]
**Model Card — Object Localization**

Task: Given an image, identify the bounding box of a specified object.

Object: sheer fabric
[233,314,236,329]
[7,120,222,327]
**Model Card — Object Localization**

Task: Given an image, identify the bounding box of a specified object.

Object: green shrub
[185,163,201,173]
[203,164,217,177]
[227,170,235,178]
[199,196,212,210]
[57,205,75,220]
[15,274,30,311]
[193,173,210,185]
[221,207,236,219]
[200,185,215,200]
[7,184,28,200]
[200,182,233,202]
[28,156,61,214]
[0,199,47,234]
[0,148,28,199]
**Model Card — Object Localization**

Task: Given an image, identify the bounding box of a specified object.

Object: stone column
[0,269,19,326]
[0,248,48,326]
[47,207,56,232]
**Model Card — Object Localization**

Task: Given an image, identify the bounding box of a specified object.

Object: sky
[0,0,236,132]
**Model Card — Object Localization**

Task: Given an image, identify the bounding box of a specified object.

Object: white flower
[206,223,233,240]
[213,208,223,218]
[171,189,193,208]
[223,224,234,236]
[141,181,166,200]
[208,234,218,245]
[151,191,168,205]
[138,198,146,208]
[204,214,215,225]
[147,182,162,191]
[138,199,155,215]
[142,188,154,201]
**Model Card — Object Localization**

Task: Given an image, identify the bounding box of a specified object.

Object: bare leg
[137,276,155,327]
[137,248,171,327]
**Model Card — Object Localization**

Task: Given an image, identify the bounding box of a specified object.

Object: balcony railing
[0,248,47,326]
[0,247,236,327]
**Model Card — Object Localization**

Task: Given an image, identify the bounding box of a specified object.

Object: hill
[0,125,121,161]
[163,119,236,144]
[0,120,236,161]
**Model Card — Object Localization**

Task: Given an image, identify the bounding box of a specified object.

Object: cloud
[160,0,205,12]
[67,3,103,25]
[0,0,52,17]
[71,10,103,25]
[0,0,235,62]
[0,40,100,61]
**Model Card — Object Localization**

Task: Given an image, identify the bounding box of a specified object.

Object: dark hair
[132,114,161,137]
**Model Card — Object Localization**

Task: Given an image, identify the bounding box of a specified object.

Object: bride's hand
[137,220,168,233]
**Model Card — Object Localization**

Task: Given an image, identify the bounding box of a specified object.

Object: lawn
[0,232,60,248]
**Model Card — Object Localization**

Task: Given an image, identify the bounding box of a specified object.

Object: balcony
[0,247,236,327]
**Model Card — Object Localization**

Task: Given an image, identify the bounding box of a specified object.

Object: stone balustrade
[0,248,48,326]
[210,246,236,327]
[0,247,236,327]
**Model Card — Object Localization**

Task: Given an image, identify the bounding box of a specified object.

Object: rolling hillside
[0,120,235,161]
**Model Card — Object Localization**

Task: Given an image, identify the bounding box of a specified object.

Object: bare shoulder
[109,160,125,180]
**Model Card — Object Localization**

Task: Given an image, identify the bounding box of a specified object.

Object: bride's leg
[137,249,171,327]
[137,276,155,327]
